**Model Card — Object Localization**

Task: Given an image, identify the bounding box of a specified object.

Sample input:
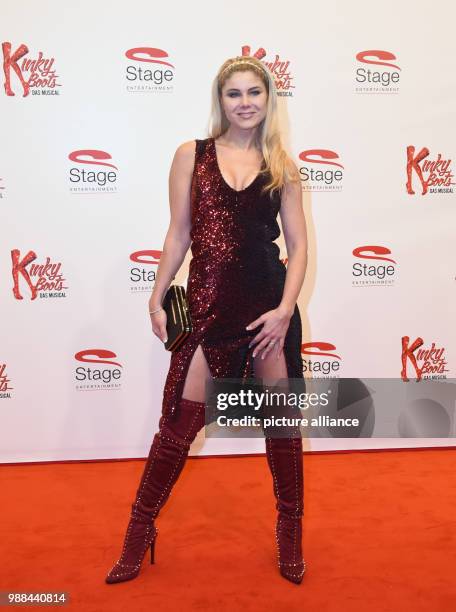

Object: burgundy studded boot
[265,435,306,584]
[105,397,206,584]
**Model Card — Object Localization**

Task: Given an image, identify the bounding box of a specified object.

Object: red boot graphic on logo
[406,146,429,195]
[2,42,30,97]
[401,335,424,381]
[11,249,38,299]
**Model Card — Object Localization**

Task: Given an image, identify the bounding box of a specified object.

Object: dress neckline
[211,137,264,194]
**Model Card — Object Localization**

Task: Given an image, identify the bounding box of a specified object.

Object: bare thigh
[253,350,288,385]
[181,344,213,403]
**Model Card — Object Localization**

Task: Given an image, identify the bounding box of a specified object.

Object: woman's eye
[228,90,261,98]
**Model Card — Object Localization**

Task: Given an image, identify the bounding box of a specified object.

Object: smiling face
[219,70,268,131]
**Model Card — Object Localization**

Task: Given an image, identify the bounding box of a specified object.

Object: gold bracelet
[149,306,163,315]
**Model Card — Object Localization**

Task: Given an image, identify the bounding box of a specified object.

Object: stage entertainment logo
[352,245,397,287]
[354,49,401,94]
[298,149,344,192]
[68,150,119,193]
[11,249,68,300]
[406,146,455,196]
[124,47,175,93]
[74,349,123,391]
[241,46,295,97]
[401,336,449,382]
[0,175,5,198]
[0,363,14,399]
[2,41,61,97]
[129,249,161,293]
[302,342,342,378]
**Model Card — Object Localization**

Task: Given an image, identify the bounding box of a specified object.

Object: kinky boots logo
[406,146,455,196]
[352,245,397,287]
[68,150,119,193]
[302,342,342,378]
[11,249,68,300]
[298,149,344,192]
[354,49,401,94]
[241,46,295,97]
[124,47,176,93]
[0,363,14,399]
[74,349,123,390]
[129,249,160,293]
[401,336,449,382]
[2,41,61,97]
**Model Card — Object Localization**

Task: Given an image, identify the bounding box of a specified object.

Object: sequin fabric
[162,137,304,419]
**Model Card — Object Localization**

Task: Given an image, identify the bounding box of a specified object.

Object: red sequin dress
[162,137,304,418]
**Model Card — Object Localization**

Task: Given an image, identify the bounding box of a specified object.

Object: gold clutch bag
[162,285,192,351]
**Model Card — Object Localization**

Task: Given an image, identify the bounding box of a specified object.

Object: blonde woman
[106,55,308,585]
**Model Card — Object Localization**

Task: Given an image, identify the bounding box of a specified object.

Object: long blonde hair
[207,55,299,199]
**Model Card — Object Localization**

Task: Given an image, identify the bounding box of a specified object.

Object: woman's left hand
[246,305,294,360]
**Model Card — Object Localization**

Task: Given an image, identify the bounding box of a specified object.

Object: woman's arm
[148,140,196,341]
[277,163,308,317]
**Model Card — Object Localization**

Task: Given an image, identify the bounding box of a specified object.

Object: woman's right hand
[150,308,168,344]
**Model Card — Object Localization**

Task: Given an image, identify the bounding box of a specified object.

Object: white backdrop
[1,0,455,463]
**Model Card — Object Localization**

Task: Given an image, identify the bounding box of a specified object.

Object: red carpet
[2,447,455,611]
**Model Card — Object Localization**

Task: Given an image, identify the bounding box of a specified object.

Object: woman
[105,55,308,585]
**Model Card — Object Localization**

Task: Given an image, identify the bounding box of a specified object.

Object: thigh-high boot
[105,397,206,584]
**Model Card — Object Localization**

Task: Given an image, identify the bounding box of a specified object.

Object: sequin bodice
[187,137,286,335]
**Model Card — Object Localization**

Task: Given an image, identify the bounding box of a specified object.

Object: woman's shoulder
[175,137,211,159]
[283,155,300,184]
[175,139,196,156]
[171,138,211,176]
[172,140,197,169]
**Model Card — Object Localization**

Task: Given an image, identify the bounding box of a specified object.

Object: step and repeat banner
[1,1,455,462]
